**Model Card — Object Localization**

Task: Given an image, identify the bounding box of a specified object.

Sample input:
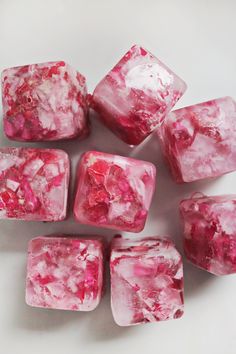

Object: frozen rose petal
[26,235,104,311]
[180,194,236,275]
[1,61,89,141]
[110,236,184,326]
[0,147,69,221]
[92,45,187,145]
[73,151,156,232]
[158,96,236,182]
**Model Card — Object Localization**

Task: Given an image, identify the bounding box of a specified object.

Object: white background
[0,1,236,353]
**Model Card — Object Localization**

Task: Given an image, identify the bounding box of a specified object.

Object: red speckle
[57,61,66,67]
[140,47,147,56]
[76,281,85,301]
[174,309,184,319]
[36,274,55,285]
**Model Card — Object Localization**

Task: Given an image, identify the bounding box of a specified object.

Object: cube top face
[0,147,69,221]
[158,96,236,183]
[93,45,187,145]
[110,236,184,326]
[26,236,104,311]
[1,61,88,141]
[73,151,156,232]
[180,194,236,275]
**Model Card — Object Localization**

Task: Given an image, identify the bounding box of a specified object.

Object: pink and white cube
[1,61,89,141]
[0,147,69,221]
[26,235,104,311]
[110,236,184,326]
[73,151,156,232]
[92,45,187,145]
[158,96,236,182]
[180,194,236,275]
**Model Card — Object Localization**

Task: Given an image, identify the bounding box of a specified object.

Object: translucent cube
[180,194,236,275]
[0,147,69,221]
[110,236,184,326]
[158,97,236,182]
[2,61,89,141]
[26,235,104,311]
[92,45,186,145]
[73,151,156,232]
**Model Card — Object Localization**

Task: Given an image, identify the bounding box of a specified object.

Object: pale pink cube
[92,45,187,145]
[158,96,236,182]
[180,194,236,275]
[1,61,89,141]
[0,147,69,221]
[73,151,156,232]
[26,235,104,311]
[110,236,184,326]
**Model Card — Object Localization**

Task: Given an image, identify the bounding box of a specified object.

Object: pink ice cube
[180,194,236,275]
[1,61,89,141]
[73,151,156,232]
[92,45,187,145]
[0,147,69,221]
[110,236,184,326]
[158,96,236,182]
[26,235,104,311]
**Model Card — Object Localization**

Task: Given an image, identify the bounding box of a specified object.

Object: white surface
[0,1,236,353]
